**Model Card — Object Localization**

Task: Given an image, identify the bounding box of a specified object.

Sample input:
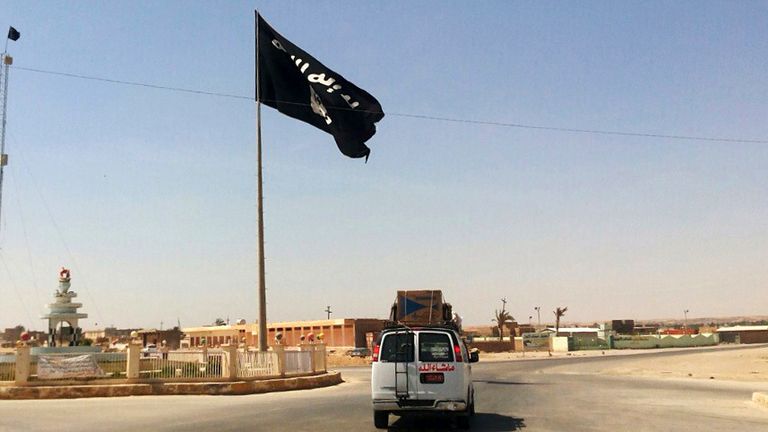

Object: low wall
[613,333,719,349]
[0,371,342,400]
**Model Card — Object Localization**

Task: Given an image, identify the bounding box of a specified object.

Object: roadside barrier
[0,343,327,387]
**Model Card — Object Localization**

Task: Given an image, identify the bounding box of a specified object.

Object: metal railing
[4,344,326,385]
[0,355,14,381]
[237,350,278,378]
[284,350,312,375]
[140,350,225,379]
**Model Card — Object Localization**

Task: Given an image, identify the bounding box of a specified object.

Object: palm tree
[493,309,514,341]
[553,307,568,334]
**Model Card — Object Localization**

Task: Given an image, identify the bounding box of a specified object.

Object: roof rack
[383,320,459,331]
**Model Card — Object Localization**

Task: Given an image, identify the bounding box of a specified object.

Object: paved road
[1,347,767,432]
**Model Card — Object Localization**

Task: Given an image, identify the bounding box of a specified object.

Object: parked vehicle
[371,324,478,429]
[346,347,372,358]
[141,344,158,358]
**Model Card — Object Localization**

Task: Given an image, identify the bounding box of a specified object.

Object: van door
[415,331,464,401]
[372,331,418,401]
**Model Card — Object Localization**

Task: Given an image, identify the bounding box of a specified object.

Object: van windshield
[419,332,454,362]
[380,332,415,362]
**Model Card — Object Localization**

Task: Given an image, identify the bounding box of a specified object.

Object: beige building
[182,318,387,349]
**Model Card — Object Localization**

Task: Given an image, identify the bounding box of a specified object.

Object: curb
[753,392,768,409]
[0,372,342,400]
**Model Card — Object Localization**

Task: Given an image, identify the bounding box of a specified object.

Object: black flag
[7,27,20,41]
[256,12,384,160]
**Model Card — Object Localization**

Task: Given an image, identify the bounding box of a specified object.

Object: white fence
[1,344,327,386]
[140,350,225,379]
[284,350,313,375]
[237,350,278,378]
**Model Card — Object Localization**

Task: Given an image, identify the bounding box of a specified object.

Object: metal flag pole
[255,11,268,352]
[0,50,13,238]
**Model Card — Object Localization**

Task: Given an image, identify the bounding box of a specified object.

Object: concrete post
[271,344,285,377]
[14,345,31,385]
[315,343,327,372]
[126,342,141,380]
[222,344,238,380]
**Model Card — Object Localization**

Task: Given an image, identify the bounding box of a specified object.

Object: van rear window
[380,333,415,362]
[419,333,454,362]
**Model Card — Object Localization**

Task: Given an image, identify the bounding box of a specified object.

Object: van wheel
[373,411,389,429]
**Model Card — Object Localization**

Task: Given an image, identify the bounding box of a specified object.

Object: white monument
[41,268,88,347]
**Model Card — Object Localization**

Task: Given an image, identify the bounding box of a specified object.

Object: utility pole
[325,305,332,320]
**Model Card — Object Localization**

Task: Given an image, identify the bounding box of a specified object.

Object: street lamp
[683,309,689,333]
[534,306,541,328]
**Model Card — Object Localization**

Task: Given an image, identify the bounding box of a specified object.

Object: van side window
[419,332,454,362]
[380,333,414,362]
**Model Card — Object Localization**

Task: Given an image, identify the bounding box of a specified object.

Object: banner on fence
[38,355,106,379]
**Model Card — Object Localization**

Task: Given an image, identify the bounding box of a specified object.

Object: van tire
[457,414,471,429]
[373,411,389,429]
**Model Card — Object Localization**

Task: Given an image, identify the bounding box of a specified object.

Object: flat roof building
[182,318,387,349]
[716,325,768,344]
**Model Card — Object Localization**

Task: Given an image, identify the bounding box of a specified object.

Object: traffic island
[0,371,342,400]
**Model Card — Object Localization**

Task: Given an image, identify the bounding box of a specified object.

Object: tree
[214,318,226,326]
[553,307,568,333]
[493,309,514,341]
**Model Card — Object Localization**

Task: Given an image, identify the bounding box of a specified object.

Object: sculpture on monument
[42,267,88,347]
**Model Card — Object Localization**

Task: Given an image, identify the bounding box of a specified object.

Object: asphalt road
[1,347,767,432]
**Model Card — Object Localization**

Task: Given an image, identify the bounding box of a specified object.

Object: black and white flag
[256,12,384,160]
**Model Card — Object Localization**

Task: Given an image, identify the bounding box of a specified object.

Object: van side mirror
[469,350,479,363]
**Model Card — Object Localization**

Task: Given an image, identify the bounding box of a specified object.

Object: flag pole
[255,11,269,352]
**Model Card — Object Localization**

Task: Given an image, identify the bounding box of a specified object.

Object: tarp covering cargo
[392,290,450,325]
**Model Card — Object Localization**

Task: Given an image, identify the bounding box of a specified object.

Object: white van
[371,325,478,429]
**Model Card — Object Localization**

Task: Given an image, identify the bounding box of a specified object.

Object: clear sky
[0,1,766,331]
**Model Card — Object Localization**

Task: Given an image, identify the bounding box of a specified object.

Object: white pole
[0,52,12,237]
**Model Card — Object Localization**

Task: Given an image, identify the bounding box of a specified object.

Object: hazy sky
[1,1,766,331]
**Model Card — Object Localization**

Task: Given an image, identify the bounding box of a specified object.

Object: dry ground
[327,351,371,367]
[479,344,768,382]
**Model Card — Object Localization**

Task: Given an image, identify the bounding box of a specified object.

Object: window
[380,332,414,362]
[419,332,454,362]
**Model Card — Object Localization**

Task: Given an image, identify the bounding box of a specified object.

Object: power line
[13,66,252,100]
[12,65,768,145]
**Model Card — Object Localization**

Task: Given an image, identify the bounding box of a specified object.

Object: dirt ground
[479,344,768,382]
[327,352,372,367]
